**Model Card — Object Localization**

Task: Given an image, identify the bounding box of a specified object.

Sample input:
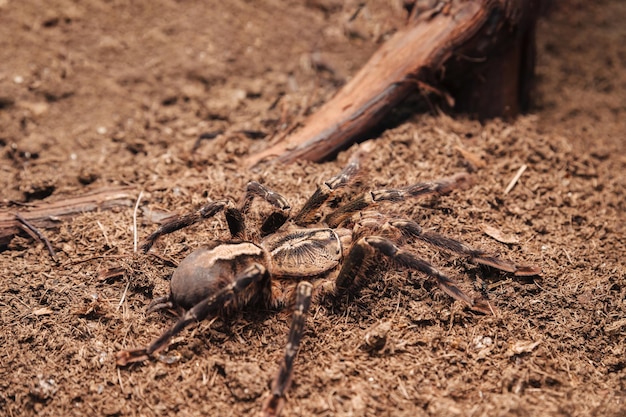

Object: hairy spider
[116,149,540,417]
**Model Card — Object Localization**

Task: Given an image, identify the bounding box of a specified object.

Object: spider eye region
[262,228,342,277]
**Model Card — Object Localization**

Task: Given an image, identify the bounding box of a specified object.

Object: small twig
[562,248,572,264]
[15,213,59,262]
[133,191,143,253]
[117,280,130,311]
[117,368,125,393]
[96,220,111,248]
[504,164,527,195]
[191,130,223,152]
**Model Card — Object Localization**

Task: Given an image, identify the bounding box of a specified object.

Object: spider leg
[262,281,313,417]
[140,200,243,252]
[385,219,541,276]
[115,263,269,366]
[334,236,491,314]
[293,150,363,226]
[325,173,472,228]
[141,182,292,252]
[145,295,174,314]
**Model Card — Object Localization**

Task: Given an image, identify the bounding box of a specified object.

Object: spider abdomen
[170,242,267,310]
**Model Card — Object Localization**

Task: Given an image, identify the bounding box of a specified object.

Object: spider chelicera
[116,148,540,417]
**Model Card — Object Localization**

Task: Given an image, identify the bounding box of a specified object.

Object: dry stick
[133,191,144,253]
[96,220,111,248]
[120,190,143,311]
[245,0,539,166]
[0,186,136,248]
[504,164,527,195]
[15,213,59,262]
[117,368,125,393]
[117,281,131,311]
[245,1,490,166]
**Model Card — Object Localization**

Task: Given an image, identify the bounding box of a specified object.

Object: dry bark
[0,187,136,247]
[246,0,541,166]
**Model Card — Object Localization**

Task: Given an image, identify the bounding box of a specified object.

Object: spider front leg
[141,182,291,251]
[141,200,239,252]
[116,263,269,366]
[334,236,491,314]
[262,281,313,417]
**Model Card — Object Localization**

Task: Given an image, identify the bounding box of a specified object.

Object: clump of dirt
[1,1,624,416]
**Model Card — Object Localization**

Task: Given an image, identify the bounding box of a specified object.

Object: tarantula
[116,149,539,417]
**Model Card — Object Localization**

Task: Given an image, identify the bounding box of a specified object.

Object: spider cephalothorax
[116,149,540,417]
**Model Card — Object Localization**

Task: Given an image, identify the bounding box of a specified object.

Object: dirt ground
[1,0,625,416]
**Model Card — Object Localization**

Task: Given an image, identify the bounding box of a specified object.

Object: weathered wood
[246,0,540,166]
[0,187,136,248]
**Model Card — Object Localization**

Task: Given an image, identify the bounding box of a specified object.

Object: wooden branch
[245,0,540,166]
[15,213,60,261]
[0,187,136,248]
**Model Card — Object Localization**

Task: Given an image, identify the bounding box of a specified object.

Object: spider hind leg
[334,235,490,314]
[116,264,269,366]
[263,281,313,417]
[386,218,541,276]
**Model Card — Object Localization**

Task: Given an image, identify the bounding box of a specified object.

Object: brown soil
[1,1,624,416]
